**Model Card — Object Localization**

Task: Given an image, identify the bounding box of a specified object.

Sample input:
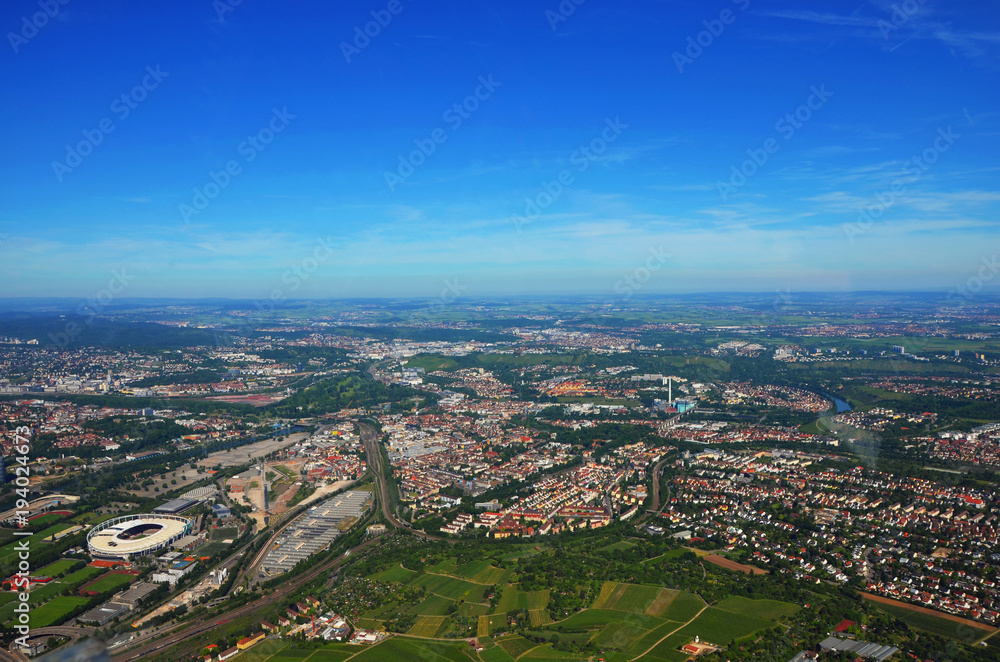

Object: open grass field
[496,586,549,613]
[210,526,239,540]
[408,594,455,617]
[601,583,663,614]
[672,606,772,645]
[376,565,420,583]
[478,615,490,638]
[28,512,68,528]
[429,558,461,575]
[354,618,384,630]
[471,565,508,585]
[425,559,507,586]
[591,620,650,650]
[199,541,232,556]
[874,601,975,640]
[23,595,90,628]
[453,559,491,579]
[871,599,996,641]
[35,558,79,577]
[621,622,688,659]
[0,524,73,563]
[350,637,474,662]
[592,582,691,618]
[660,591,706,622]
[61,565,104,585]
[481,614,508,636]
[551,608,668,632]
[29,581,71,603]
[640,633,697,662]
[458,602,489,618]
[496,634,538,658]
[411,573,486,602]
[479,645,515,662]
[714,596,800,621]
[407,615,450,637]
[80,571,134,594]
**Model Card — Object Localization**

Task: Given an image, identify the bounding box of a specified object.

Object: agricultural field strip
[421,568,506,586]
[625,603,708,659]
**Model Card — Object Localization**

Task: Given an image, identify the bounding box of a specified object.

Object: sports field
[80,571,135,594]
[35,559,79,577]
[32,596,91,628]
[0,525,74,563]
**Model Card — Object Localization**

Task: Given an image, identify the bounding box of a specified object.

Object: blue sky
[1,0,998,300]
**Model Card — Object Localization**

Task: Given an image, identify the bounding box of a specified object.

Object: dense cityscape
[0,296,995,662]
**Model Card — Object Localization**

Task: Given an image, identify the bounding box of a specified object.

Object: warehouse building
[261,491,373,575]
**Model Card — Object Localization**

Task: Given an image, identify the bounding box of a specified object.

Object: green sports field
[80,571,135,594]
[32,596,91,628]
[35,558,79,577]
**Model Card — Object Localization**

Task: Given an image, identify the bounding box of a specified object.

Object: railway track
[116,419,438,661]
[112,534,384,662]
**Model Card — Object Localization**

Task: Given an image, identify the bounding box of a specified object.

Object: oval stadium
[87,514,193,561]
